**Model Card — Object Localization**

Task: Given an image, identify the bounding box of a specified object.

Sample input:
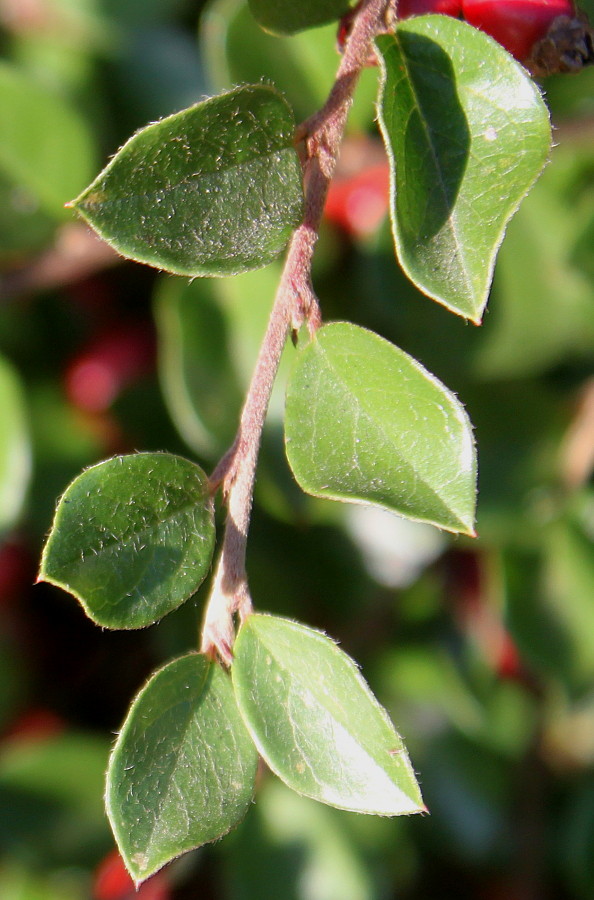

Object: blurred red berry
[64,322,155,413]
[93,849,171,900]
[4,708,64,743]
[0,540,32,610]
[444,549,528,682]
[495,630,524,681]
[324,162,390,238]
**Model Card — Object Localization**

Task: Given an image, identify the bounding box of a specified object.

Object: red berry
[4,708,64,743]
[495,631,524,681]
[462,0,575,61]
[324,163,390,238]
[0,540,33,610]
[398,0,462,18]
[93,851,134,900]
[64,322,155,413]
[93,850,171,900]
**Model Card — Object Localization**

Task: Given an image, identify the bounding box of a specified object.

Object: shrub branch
[201,0,391,664]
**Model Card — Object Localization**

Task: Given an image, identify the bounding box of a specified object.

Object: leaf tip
[113,843,155,889]
[459,517,478,538]
[449,303,484,325]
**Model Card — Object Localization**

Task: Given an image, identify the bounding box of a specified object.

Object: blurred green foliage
[0,0,593,897]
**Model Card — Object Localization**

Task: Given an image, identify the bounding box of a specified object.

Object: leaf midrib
[112,657,211,874]
[81,144,297,215]
[388,30,474,300]
[313,338,467,521]
[50,491,208,571]
[252,622,396,769]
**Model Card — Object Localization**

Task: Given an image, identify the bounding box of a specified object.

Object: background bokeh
[1,0,594,897]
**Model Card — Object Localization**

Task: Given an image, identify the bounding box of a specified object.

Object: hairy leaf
[233,614,424,815]
[285,322,476,535]
[107,654,258,885]
[376,17,551,321]
[248,0,350,35]
[39,453,215,628]
[71,85,303,276]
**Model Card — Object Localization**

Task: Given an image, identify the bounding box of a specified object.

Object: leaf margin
[106,652,259,887]
[375,17,552,323]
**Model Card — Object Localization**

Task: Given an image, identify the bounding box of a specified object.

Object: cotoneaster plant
[37,0,593,889]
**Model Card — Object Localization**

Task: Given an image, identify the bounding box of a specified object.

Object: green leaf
[376,17,551,322]
[222,777,388,900]
[247,0,350,35]
[0,731,111,867]
[72,85,304,277]
[217,262,292,421]
[0,60,96,218]
[39,453,215,629]
[111,25,208,125]
[232,613,424,816]
[107,654,258,885]
[475,147,594,378]
[0,732,108,822]
[285,322,476,535]
[0,355,31,537]
[0,863,89,900]
[0,171,56,261]
[154,276,242,456]
[153,261,293,459]
[542,505,594,689]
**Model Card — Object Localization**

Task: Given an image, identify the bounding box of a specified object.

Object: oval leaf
[0,61,96,218]
[154,276,242,456]
[248,0,350,35]
[107,654,258,885]
[71,85,304,277]
[285,322,476,535]
[376,17,551,322]
[232,613,424,815]
[0,355,31,537]
[39,453,215,628]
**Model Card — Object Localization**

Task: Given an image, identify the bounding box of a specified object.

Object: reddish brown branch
[201,0,391,664]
